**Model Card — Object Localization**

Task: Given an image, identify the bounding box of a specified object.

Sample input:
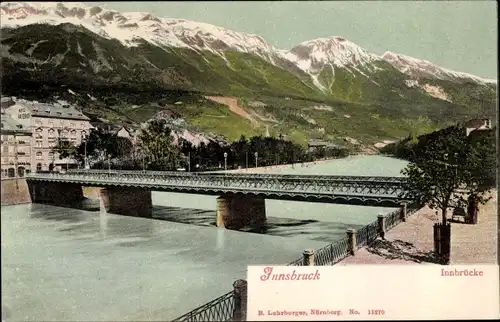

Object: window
[48,128,55,136]
[17,166,25,177]
[48,152,54,160]
[36,140,43,147]
[17,151,26,156]
[70,130,77,137]
[36,152,43,160]
[36,163,42,172]
[18,140,26,145]
[7,168,15,177]
[81,130,87,138]
[2,145,8,153]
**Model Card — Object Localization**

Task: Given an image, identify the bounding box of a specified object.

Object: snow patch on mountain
[382,51,496,85]
[405,79,452,102]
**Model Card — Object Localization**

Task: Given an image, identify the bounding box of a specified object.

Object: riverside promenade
[338,190,498,265]
[226,159,336,174]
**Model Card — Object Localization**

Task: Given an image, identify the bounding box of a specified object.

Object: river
[1,155,408,321]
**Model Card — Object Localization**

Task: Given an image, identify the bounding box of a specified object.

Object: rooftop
[1,113,32,134]
[20,102,91,121]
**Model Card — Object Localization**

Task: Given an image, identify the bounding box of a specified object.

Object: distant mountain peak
[284,36,380,72]
[382,51,496,84]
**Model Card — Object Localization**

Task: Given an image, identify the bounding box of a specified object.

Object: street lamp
[83,133,88,170]
[14,133,19,190]
[224,152,228,171]
[108,154,111,174]
[254,152,258,168]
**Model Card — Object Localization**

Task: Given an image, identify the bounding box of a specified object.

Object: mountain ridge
[0,1,496,149]
[1,1,496,88]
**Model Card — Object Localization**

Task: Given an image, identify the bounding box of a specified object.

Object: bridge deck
[27,170,410,206]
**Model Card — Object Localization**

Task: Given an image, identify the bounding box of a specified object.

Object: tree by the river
[138,119,182,171]
[402,125,495,224]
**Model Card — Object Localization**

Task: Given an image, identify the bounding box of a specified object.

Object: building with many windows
[1,111,33,178]
[3,102,92,172]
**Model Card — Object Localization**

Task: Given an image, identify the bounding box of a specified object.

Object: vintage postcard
[1,1,497,321]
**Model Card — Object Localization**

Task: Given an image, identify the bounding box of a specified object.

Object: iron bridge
[26,169,412,206]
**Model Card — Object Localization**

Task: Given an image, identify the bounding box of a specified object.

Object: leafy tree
[462,129,496,203]
[138,119,181,170]
[53,137,76,160]
[402,125,495,224]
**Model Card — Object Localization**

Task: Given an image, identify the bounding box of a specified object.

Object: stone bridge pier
[99,187,153,218]
[28,181,84,206]
[216,194,266,230]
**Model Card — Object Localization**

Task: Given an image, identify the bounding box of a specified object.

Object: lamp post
[254,152,258,168]
[14,133,19,190]
[142,154,145,172]
[83,134,88,170]
[188,151,191,172]
[224,152,228,171]
[108,154,111,175]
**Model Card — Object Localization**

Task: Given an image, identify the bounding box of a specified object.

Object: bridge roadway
[25,170,412,229]
[26,169,409,206]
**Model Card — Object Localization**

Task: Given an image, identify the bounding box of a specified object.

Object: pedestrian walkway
[338,190,497,265]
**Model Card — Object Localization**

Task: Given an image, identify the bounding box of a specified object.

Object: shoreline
[224,156,361,174]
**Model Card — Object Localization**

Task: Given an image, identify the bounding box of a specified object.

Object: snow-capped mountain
[382,51,496,85]
[0,1,283,65]
[1,1,495,90]
[281,36,383,90]
[283,37,380,74]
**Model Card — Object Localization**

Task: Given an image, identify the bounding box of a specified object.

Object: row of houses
[0,97,138,178]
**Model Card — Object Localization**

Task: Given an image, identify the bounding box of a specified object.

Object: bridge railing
[65,169,406,183]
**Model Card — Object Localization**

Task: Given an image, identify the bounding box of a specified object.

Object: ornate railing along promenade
[171,203,421,322]
[26,170,410,205]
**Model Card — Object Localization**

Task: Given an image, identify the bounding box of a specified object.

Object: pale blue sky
[87,1,498,79]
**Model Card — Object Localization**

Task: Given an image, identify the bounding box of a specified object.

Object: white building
[4,102,92,172]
